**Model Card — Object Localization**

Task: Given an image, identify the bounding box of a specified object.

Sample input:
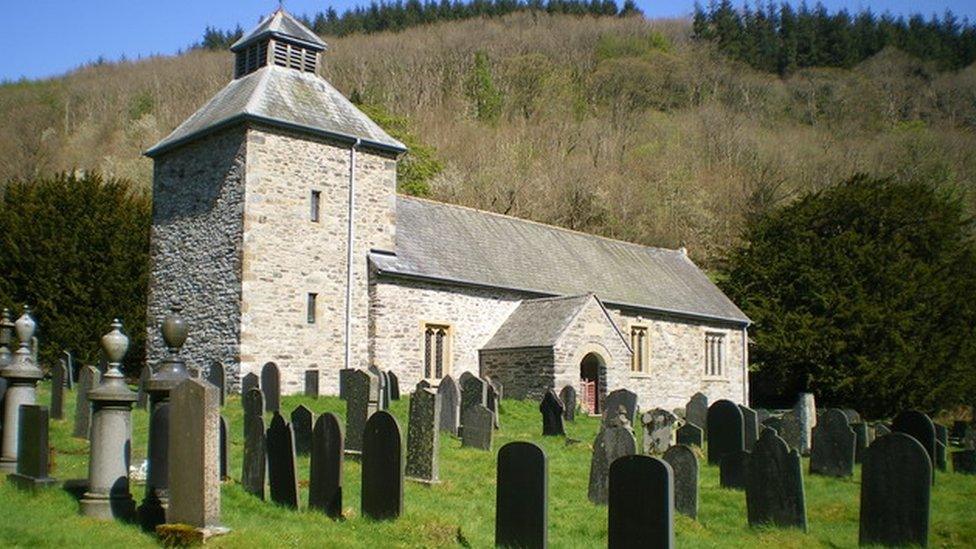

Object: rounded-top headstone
[662,444,699,519]
[892,410,936,479]
[860,433,931,547]
[706,400,745,465]
[361,411,404,520]
[745,429,807,531]
[496,441,548,549]
[608,455,674,549]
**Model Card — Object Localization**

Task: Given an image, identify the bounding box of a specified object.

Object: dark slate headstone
[663,445,698,521]
[379,371,391,410]
[488,377,504,402]
[405,388,440,483]
[778,413,803,452]
[676,423,703,448]
[291,405,314,455]
[559,385,577,422]
[706,400,745,465]
[369,365,387,410]
[461,404,494,451]
[310,412,344,518]
[685,392,708,431]
[608,455,674,549]
[304,369,319,399]
[810,408,855,477]
[762,416,783,435]
[437,375,461,436]
[892,410,936,482]
[588,421,638,505]
[362,411,404,520]
[739,405,759,452]
[345,369,378,454]
[50,360,66,420]
[338,368,355,400]
[242,372,259,395]
[241,391,266,499]
[874,422,891,437]
[952,449,976,474]
[486,380,501,429]
[207,362,226,406]
[860,433,931,547]
[460,375,488,429]
[219,415,230,480]
[540,390,565,437]
[720,450,750,490]
[8,405,57,489]
[63,351,75,388]
[261,362,281,412]
[136,364,150,410]
[642,409,677,454]
[935,440,947,472]
[416,380,432,391]
[746,430,807,531]
[603,389,638,427]
[950,420,968,442]
[387,371,400,400]
[266,413,299,509]
[852,422,870,464]
[72,365,99,439]
[841,409,861,424]
[496,442,548,549]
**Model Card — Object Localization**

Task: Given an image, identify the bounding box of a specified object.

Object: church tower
[145,8,405,393]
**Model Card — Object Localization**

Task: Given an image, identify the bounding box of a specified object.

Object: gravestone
[8,405,57,489]
[219,415,229,480]
[241,372,259,396]
[304,369,319,399]
[739,405,759,452]
[338,368,355,400]
[663,444,698,519]
[379,371,391,410]
[841,409,861,424]
[676,423,703,447]
[63,351,75,388]
[345,369,378,454]
[206,363,226,406]
[266,413,299,509]
[50,360,66,420]
[935,424,948,471]
[952,449,975,474]
[72,365,100,439]
[388,371,400,400]
[642,408,677,454]
[310,412,344,518]
[587,418,638,504]
[762,416,783,436]
[460,375,488,429]
[892,410,936,482]
[607,455,674,549]
[361,411,404,520]
[860,433,930,547]
[809,409,856,477]
[461,404,494,451]
[794,393,817,455]
[291,405,314,455]
[874,422,891,437]
[405,388,440,483]
[136,365,150,410]
[496,441,548,549]
[437,375,460,436]
[486,380,501,429]
[720,450,750,490]
[540,390,566,436]
[746,430,807,531]
[685,392,708,430]
[416,380,432,391]
[559,385,577,421]
[706,400,745,465]
[755,409,772,424]
[167,379,223,531]
[489,377,504,402]
[241,389,266,499]
[778,413,803,453]
[603,389,638,426]
[369,366,386,409]
[852,422,870,464]
[261,362,281,412]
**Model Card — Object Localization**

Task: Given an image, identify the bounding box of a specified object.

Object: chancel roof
[371,197,751,325]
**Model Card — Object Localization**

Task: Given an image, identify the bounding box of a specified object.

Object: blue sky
[2,0,973,81]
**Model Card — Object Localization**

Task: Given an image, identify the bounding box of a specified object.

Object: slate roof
[371,197,751,325]
[146,65,406,157]
[231,9,327,51]
[482,294,629,350]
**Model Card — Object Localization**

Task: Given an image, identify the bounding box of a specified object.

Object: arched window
[423,323,452,379]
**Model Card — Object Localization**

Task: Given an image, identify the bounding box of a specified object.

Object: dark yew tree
[721,174,976,417]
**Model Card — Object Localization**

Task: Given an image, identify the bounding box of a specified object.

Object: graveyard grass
[1,384,974,547]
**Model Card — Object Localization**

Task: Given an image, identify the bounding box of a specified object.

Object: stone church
[145,8,750,413]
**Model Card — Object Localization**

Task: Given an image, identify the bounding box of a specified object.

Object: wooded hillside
[2,12,974,267]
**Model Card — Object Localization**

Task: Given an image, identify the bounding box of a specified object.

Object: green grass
[1,382,974,547]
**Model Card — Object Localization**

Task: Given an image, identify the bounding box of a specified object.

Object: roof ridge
[521,293,592,304]
[398,195,685,258]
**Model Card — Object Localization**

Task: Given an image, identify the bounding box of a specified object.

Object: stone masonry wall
[479,347,555,400]
[369,277,525,389]
[239,126,397,395]
[146,128,246,383]
[552,298,631,409]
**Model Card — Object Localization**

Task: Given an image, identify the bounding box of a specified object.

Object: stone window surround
[421,320,453,380]
[629,320,650,376]
[703,331,727,380]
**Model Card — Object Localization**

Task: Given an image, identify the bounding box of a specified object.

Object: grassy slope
[0,383,973,547]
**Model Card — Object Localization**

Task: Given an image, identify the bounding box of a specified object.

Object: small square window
[310,190,321,222]
[307,293,317,324]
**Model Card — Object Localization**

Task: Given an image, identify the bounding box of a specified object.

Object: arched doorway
[580,352,604,415]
